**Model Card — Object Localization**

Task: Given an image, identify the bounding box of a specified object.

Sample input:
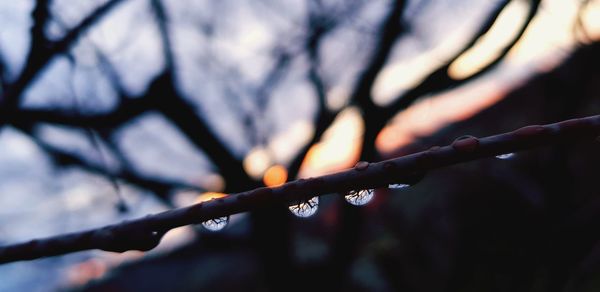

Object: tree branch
[286,27,335,179]
[150,73,256,191]
[351,0,406,113]
[384,0,541,119]
[356,0,540,162]
[150,0,175,69]
[0,114,598,264]
[3,97,152,129]
[15,124,201,204]
[288,0,407,177]
[148,0,254,191]
[3,0,126,107]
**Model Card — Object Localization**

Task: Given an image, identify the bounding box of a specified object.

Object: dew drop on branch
[289,196,319,218]
[388,183,410,189]
[344,189,374,206]
[495,153,515,160]
[201,216,229,231]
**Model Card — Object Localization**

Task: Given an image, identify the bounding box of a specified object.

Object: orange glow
[372,50,447,106]
[580,1,600,40]
[376,80,508,154]
[196,192,228,203]
[106,250,145,264]
[299,108,363,177]
[154,226,198,252]
[199,174,225,192]
[506,0,600,70]
[66,258,108,286]
[372,0,600,152]
[375,0,600,154]
[243,146,273,179]
[268,120,314,163]
[448,0,529,79]
[263,164,288,187]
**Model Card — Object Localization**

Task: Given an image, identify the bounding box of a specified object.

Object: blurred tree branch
[384,0,541,119]
[11,122,201,204]
[0,0,543,202]
[2,0,126,108]
[0,114,597,264]
[0,0,598,290]
[150,0,255,191]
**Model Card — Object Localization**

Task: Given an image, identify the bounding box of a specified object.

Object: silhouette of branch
[0,52,6,88]
[157,77,255,191]
[21,0,52,87]
[0,114,597,264]
[315,3,408,283]
[40,144,195,204]
[288,0,407,178]
[4,0,126,107]
[6,74,255,192]
[384,0,541,119]
[11,123,201,204]
[150,0,175,69]
[286,28,335,179]
[351,0,406,113]
[149,0,254,191]
[3,97,152,129]
[355,0,540,162]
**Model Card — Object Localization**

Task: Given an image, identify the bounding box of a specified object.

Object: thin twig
[4,0,126,107]
[0,114,598,264]
[384,0,541,118]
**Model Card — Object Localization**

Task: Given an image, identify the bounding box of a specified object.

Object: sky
[0,0,598,290]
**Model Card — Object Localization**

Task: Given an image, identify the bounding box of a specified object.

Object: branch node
[452,135,480,152]
[94,224,164,253]
[354,161,370,171]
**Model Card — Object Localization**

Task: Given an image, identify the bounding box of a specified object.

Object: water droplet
[354,161,369,171]
[201,216,229,231]
[388,183,410,189]
[289,196,319,218]
[495,153,515,160]
[344,189,374,206]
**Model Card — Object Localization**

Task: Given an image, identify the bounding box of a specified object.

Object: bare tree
[0,0,598,290]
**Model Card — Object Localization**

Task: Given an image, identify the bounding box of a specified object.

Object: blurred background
[0,0,599,291]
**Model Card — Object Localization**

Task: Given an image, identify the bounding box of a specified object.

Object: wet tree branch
[0,114,598,264]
